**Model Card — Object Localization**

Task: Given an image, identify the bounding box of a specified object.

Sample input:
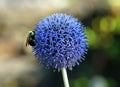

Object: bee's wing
[25,34,29,47]
[25,38,28,47]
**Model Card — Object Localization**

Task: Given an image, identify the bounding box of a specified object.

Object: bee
[25,30,36,47]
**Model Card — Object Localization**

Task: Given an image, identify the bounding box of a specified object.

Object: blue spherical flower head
[33,13,88,71]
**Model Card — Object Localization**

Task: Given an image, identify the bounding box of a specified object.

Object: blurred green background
[0,0,120,87]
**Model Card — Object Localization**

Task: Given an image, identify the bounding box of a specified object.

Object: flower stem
[61,68,70,87]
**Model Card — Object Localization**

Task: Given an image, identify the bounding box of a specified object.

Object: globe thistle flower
[32,13,88,71]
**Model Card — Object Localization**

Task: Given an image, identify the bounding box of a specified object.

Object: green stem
[61,68,70,87]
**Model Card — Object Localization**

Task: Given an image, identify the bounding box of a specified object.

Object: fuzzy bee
[25,30,36,47]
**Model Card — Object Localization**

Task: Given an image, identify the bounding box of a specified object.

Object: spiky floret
[33,13,88,71]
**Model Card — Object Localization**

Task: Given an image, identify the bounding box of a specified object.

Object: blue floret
[32,13,88,71]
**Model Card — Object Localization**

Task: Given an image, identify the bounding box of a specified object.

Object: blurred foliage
[70,77,89,87]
